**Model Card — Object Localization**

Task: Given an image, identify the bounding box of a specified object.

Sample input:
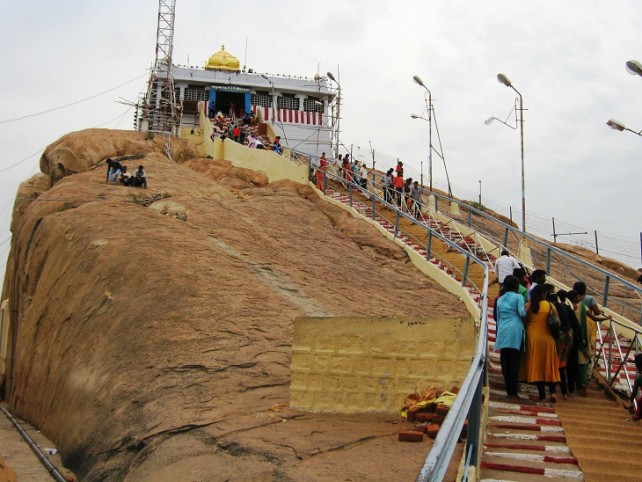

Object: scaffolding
[136,0,181,136]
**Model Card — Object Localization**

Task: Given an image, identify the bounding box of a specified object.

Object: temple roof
[204,45,241,72]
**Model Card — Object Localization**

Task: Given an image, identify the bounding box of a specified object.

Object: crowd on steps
[492,251,614,403]
[209,112,283,154]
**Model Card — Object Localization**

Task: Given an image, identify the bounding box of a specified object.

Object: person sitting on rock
[133,165,147,189]
[119,166,133,186]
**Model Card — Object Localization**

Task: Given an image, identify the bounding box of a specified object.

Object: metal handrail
[428,189,641,295]
[314,167,491,481]
[323,174,480,293]
[594,317,642,404]
[367,175,496,270]
[288,144,640,479]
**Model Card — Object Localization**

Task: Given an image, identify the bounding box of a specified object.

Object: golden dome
[204,45,241,72]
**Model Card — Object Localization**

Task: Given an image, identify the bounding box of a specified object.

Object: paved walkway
[0,404,60,481]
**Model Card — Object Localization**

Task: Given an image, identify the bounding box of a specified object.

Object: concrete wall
[290,316,474,413]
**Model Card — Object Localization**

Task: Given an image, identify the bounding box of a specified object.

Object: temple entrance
[214,91,245,118]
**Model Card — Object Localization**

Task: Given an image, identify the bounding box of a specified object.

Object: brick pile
[398,386,467,442]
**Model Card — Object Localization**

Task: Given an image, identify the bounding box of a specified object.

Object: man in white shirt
[494,250,521,286]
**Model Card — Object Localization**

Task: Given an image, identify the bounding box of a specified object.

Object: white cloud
[0,0,640,273]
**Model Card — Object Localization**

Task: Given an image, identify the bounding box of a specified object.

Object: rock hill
[2,129,469,481]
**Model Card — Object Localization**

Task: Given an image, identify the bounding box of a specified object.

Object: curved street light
[606,118,642,136]
[493,73,526,234]
[411,75,453,198]
[625,60,642,77]
[607,61,642,137]
[327,71,341,159]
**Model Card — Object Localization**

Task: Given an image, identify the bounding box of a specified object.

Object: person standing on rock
[106,158,123,184]
[494,275,527,399]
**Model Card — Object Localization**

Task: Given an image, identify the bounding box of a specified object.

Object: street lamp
[412,75,453,198]
[327,71,341,159]
[606,118,642,137]
[606,61,642,138]
[625,60,642,77]
[493,73,526,234]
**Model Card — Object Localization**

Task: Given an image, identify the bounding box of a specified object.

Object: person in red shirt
[393,171,404,206]
[316,152,328,190]
[232,124,241,142]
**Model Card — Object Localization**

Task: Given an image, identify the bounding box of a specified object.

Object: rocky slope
[2,129,470,481]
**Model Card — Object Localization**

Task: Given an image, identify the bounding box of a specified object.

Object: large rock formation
[2,129,469,481]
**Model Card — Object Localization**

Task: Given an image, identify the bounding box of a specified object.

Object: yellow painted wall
[193,102,309,184]
[290,316,474,413]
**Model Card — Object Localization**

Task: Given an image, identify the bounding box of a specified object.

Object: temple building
[168,45,337,157]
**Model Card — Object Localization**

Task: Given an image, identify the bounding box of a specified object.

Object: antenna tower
[136,0,181,136]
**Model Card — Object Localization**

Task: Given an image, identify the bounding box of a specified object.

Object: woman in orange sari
[522,284,560,402]
[315,152,327,191]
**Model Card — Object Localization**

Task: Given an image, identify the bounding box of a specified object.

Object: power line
[0,148,43,174]
[0,71,148,125]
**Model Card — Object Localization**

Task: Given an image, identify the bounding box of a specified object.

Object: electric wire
[0,71,148,125]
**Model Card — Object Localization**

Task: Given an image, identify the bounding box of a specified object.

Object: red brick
[414,423,431,433]
[432,414,445,425]
[406,407,419,422]
[415,412,435,423]
[426,424,440,439]
[436,404,449,416]
[399,430,424,442]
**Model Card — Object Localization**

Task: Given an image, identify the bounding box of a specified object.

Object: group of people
[313,155,424,219]
[381,161,423,219]
[209,111,282,154]
[493,255,612,403]
[106,158,147,189]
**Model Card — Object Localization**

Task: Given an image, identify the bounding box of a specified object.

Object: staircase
[324,185,498,303]
[320,181,642,481]
[480,315,584,481]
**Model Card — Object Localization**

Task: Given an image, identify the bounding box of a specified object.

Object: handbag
[547,304,560,338]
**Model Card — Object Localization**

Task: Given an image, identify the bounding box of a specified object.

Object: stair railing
[313,166,491,480]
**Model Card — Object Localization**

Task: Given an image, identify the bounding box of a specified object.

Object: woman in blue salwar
[494,275,527,399]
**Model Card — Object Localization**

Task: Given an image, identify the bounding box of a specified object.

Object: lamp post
[606,118,642,137]
[412,76,433,193]
[478,180,482,205]
[411,75,453,198]
[496,73,526,234]
[606,61,642,138]
[626,59,642,77]
[327,71,341,160]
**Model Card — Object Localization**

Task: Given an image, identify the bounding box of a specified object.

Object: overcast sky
[0,0,640,274]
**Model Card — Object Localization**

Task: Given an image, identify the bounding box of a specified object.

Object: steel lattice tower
[136,0,181,136]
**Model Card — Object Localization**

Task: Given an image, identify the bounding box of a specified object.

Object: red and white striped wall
[252,106,322,125]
